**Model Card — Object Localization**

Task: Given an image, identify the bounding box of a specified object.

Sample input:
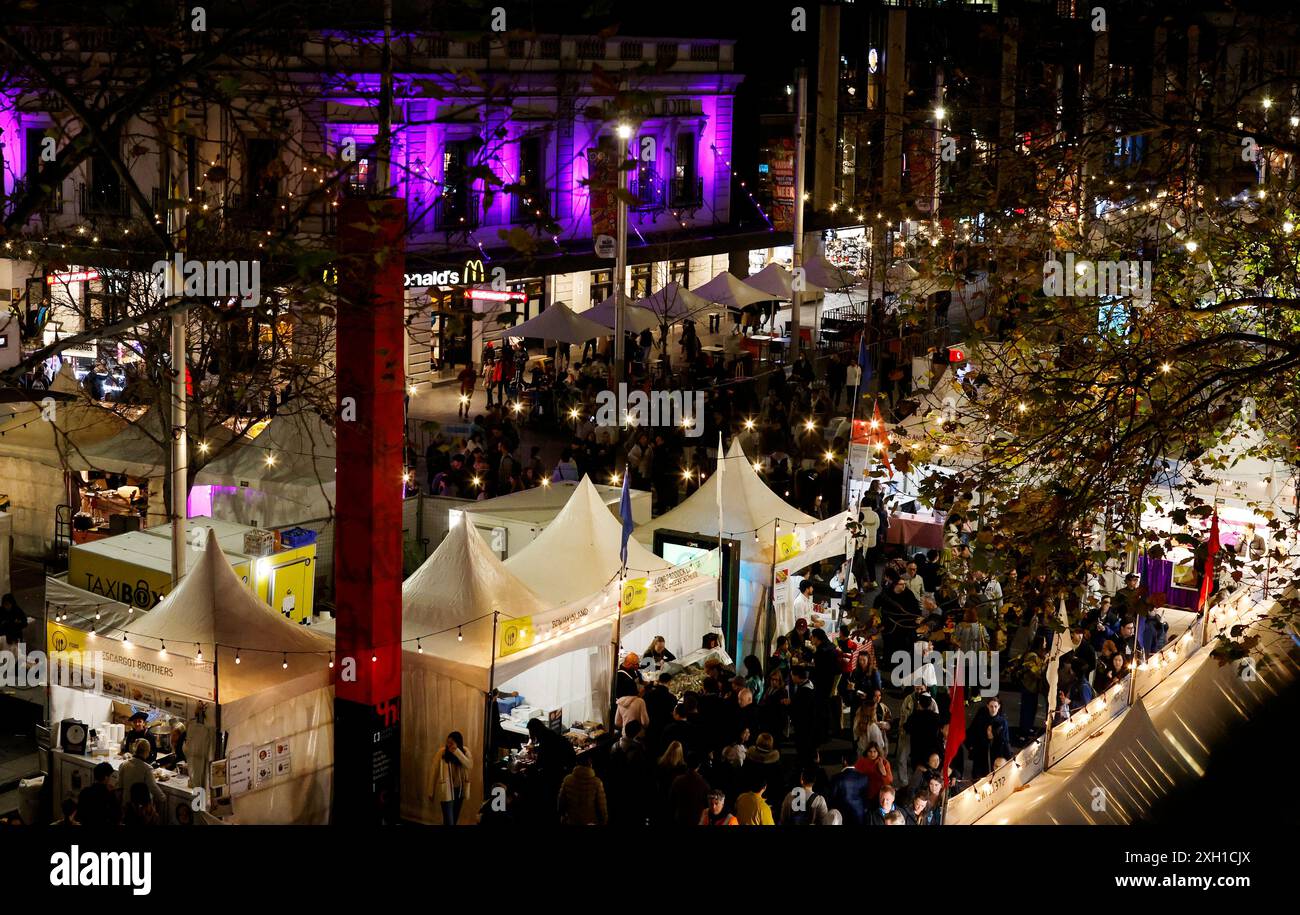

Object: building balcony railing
[511,188,551,224]
[78,182,131,217]
[669,176,704,208]
[7,177,65,217]
[431,191,481,232]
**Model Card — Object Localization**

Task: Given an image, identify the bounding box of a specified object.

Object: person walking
[557,756,608,826]
[430,730,472,825]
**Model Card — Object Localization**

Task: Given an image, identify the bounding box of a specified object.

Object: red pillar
[333,196,405,825]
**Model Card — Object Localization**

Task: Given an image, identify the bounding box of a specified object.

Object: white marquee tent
[691,271,771,312]
[193,408,336,527]
[504,300,612,345]
[504,476,718,660]
[632,281,715,321]
[50,529,335,824]
[745,262,825,300]
[636,440,850,658]
[583,293,659,333]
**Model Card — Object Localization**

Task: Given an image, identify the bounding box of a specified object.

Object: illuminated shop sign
[404,258,488,289]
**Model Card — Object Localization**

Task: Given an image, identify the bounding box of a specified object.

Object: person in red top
[853,743,894,806]
[456,364,476,419]
[836,623,860,676]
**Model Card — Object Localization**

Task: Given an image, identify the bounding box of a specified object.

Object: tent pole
[609,566,626,730]
[485,610,499,774]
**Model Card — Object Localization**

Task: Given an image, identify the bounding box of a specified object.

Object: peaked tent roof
[458,479,627,526]
[633,281,715,321]
[506,475,672,602]
[193,408,336,501]
[120,528,333,703]
[584,294,659,333]
[803,253,860,290]
[745,262,825,300]
[503,300,611,344]
[635,439,817,562]
[691,271,771,311]
[403,515,553,641]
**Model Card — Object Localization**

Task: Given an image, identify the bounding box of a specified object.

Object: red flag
[1195,510,1221,613]
[942,675,965,789]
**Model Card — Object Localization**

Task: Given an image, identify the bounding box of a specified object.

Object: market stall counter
[52,746,201,826]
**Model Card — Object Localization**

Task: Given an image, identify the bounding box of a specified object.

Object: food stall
[452,479,651,560]
[636,440,850,659]
[45,529,334,824]
[65,518,316,620]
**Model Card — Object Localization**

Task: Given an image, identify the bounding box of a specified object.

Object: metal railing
[77,182,131,217]
[431,191,481,231]
[669,176,703,208]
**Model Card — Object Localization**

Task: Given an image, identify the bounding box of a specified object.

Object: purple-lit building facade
[1,32,785,384]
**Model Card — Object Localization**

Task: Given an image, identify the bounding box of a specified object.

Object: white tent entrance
[47,528,335,824]
[636,440,850,660]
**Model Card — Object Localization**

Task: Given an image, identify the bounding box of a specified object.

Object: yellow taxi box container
[67,518,315,621]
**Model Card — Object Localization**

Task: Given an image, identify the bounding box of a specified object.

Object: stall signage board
[46,621,216,702]
[228,745,253,797]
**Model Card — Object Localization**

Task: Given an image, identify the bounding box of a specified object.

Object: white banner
[946,734,1047,825]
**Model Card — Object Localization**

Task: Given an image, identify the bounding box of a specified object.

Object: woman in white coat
[430,731,472,825]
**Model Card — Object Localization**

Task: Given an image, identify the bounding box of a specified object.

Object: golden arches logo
[463,259,485,284]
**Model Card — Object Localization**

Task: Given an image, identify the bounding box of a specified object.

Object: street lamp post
[613,122,632,384]
[791,68,807,361]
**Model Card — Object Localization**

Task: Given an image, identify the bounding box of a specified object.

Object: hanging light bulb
[195,643,203,662]
[159,641,167,658]
[282,653,288,670]
[235,650,241,665]
[328,652,334,669]
[417,639,424,654]
[371,652,378,662]
[123,633,130,646]
[457,626,464,642]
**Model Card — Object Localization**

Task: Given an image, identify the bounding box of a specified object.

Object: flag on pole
[942,671,965,789]
[1044,597,1076,719]
[619,464,633,567]
[1195,510,1221,613]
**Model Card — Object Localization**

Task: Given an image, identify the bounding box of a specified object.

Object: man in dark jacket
[865,784,900,825]
[789,666,822,763]
[809,629,841,736]
[965,697,1013,779]
[643,676,678,754]
[669,755,712,826]
[662,703,699,758]
[76,762,121,826]
[828,757,870,826]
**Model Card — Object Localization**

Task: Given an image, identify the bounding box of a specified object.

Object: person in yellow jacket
[734,776,775,826]
[430,731,472,825]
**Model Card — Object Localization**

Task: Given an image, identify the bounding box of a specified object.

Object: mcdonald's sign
[463,258,485,284]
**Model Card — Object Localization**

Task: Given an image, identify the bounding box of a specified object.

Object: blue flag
[619,466,633,567]
[858,332,873,384]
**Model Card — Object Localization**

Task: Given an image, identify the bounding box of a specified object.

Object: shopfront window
[630,264,652,300]
[669,258,689,288]
[590,268,613,308]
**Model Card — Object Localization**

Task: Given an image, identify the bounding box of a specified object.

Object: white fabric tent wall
[102,529,335,824]
[193,408,337,524]
[505,476,682,602]
[980,601,1299,824]
[636,440,846,659]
